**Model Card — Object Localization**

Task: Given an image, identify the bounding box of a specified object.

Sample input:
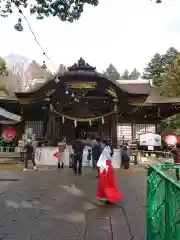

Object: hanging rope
[54,110,114,122]
[17,8,57,72]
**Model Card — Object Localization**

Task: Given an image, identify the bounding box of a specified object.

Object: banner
[2,128,16,141]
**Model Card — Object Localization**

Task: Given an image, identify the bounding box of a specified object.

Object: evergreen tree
[162,47,179,72]
[164,55,180,97]
[103,64,120,81]
[121,69,130,80]
[142,53,164,86]
[129,68,141,80]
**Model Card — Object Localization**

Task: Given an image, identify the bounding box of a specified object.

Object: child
[57,137,66,168]
[87,149,92,167]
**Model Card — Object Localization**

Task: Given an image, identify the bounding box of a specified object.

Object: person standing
[72,137,84,175]
[67,143,74,168]
[170,143,180,181]
[18,139,25,162]
[23,138,36,171]
[92,138,102,169]
[122,143,131,170]
[57,137,66,169]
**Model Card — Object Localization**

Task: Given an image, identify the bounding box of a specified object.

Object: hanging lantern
[41,60,47,69]
[50,104,54,112]
[21,105,23,114]
[101,117,104,124]
[14,18,23,32]
[113,98,118,113]
[55,78,59,83]
[44,97,50,102]
[74,120,77,127]
[62,116,65,123]
[114,103,117,112]
[89,120,92,127]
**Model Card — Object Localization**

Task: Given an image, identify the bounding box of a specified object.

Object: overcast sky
[0,0,180,73]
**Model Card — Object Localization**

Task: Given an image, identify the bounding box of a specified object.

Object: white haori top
[97,146,112,173]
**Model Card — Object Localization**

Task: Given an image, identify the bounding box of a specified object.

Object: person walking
[92,138,102,169]
[96,140,122,203]
[121,143,126,168]
[23,138,36,171]
[57,137,66,169]
[72,137,84,175]
[67,143,74,168]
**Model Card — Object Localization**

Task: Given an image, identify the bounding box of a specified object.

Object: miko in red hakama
[96,146,122,203]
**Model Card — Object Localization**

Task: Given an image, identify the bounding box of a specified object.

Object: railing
[129,150,173,165]
[147,165,180,240]
[0,147,16,153]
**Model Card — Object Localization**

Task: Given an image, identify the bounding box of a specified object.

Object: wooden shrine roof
[16,78,151,96]
[15,58,151,98]
[1,58,180,121]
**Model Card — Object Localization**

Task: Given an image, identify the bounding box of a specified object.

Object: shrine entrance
[16,58,147,147]
[75,121,100,139]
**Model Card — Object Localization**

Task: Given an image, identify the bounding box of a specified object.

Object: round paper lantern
[163,132,179,146]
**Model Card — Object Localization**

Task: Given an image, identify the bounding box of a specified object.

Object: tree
[160,114,180,134]
[143,47,180,132]
[162,47,179,72]
[0,0,99,22]
[103,64,120,82]
[0,57,8,76]
[142,53,165,87]
[163,55,180,97]
[159,54,180,132]
[129,68,141,80]
[121,69,130,80]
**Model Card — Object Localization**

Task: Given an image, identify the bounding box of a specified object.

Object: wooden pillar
[132,121,136,140]
[43,113,48,138]
[111,114,117,148]
[45,113,56,146]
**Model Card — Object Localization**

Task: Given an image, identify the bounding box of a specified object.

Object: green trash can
[147,165,180,240]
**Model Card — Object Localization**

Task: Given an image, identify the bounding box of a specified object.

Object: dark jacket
[72,139,84,155]
[109,144,113,157]
[24,143,34,159]
[92,142,102,160]
[121,146,131,162]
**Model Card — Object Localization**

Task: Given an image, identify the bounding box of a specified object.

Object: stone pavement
[0,167,146,240]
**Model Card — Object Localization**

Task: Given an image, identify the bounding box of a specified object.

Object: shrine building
[0,58,180,148]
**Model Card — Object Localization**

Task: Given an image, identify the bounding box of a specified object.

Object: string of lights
[15,8,57,72]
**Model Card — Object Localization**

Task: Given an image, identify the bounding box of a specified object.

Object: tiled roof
[117,83,151,94]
